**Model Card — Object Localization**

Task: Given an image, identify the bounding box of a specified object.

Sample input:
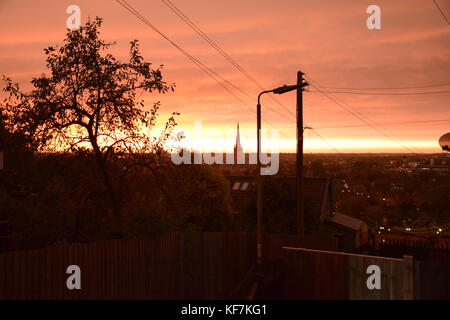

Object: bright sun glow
[174,127,441,153]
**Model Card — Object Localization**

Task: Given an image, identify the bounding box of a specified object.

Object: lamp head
[273,82,309,94]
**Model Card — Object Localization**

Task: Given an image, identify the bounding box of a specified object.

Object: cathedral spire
[235,122,243,152]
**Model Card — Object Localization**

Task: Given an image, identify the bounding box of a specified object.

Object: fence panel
[0,232,260,299]
[282,247,413,300]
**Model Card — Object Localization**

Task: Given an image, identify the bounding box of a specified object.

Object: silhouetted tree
[2,17,178,218]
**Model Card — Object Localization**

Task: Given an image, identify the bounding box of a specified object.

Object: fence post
[403,255,414,300]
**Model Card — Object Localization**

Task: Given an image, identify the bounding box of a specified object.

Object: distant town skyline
[0,0,449,153]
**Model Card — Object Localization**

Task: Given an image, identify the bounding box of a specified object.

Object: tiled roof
[227,176,256,214]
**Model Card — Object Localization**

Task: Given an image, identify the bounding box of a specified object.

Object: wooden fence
[282,247,414,300]
[0,232,337,300]
[373,234,450,299]
[375,234,450,265]
[0,232,251,299]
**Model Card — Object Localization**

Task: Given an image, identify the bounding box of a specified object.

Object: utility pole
[256,81,307,267]
[256,101,262,267]
[297,71,305,239]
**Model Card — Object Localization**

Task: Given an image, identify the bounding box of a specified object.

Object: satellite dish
[439,132,450,152]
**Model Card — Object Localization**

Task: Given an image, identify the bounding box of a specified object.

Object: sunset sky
[0,0,449,153]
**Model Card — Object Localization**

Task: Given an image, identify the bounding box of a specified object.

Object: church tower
[234,122,244,164]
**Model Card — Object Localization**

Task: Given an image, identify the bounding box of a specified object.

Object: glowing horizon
[172,126,445,154]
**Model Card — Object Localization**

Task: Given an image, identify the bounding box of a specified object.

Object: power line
[305,72,443,154]
[158,0,344,156]
[305,76,423,154]
[117,0,344,155]
[314,119,450,130]
[311,84,432,155]
[310,128,344,158]
[315,84,423,154]
[313,82,450,91]
[432,0,450,26]
[159,0,297,120]
[160,0,259,87]
[115,0,245,108]
[114,0,293,138]
[307,90,450,96]
[161,0,445,156]
[117,0,448,156]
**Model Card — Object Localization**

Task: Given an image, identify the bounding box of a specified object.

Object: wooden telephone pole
[297,71,306,238]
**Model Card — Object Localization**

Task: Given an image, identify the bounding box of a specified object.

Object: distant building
[217,122,256,175]
[232,122,248,167]
[323,213,368,250]
[226,175,333,221]
[225,173,368,250]
[226,175,256,214]
[234,122,243,156]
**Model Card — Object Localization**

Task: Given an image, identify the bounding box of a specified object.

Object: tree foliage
[2,17,179,217]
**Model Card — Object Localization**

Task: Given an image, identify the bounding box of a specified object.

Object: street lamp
[273,85,299,94]
[255,82,307,267]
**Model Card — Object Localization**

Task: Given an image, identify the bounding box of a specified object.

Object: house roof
[226,175,330,216]
[325,212,363,232]
[226,176,256,213]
